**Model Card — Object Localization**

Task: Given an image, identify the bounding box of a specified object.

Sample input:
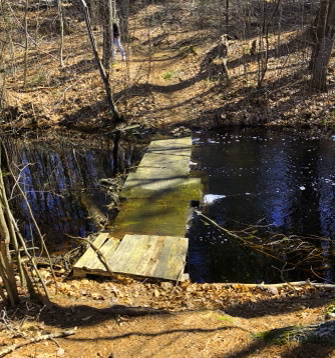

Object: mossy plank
[73,137,197,281]
[122,137,194,196]
[112,197,190,238]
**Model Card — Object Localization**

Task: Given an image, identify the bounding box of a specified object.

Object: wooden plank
[122,137,194,196]
[73,137,197,281]
[122,235,165,277]
[138,236,166,277]
[73,234,188,281]
[108,234,153,274]
[153,237,188,280]
[109,234,188,281]
[165,237,188,280]
[73,232,110,270]
[151,238,174,280]
[84,236,120,271]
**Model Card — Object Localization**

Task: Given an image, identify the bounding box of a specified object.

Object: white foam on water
[203,194,227,204]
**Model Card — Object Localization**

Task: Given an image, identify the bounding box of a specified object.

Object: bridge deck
[73,233,188,281]
[73,137,201,281]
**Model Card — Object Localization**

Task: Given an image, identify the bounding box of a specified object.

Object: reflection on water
[5,136,137,252]
[189,128,335,283]
[5,128,335,284]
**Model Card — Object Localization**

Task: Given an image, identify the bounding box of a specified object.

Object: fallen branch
[0,328,77,357]
[216,281,335,289]
[74,236,115,277]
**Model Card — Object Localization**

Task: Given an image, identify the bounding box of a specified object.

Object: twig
[0,328,77,357]
[311,265,335,284]
[195,210,289,264]
[71,235,115,277]
[3,145,56,297]
[271,264,297,290]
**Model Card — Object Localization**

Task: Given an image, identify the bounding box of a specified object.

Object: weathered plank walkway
[73,137,201,281]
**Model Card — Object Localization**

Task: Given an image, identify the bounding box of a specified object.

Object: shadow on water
[188,127,335,284]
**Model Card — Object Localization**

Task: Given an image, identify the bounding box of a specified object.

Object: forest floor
[3,1,335,357]
[7,1,335,136]
[2,274,335,358]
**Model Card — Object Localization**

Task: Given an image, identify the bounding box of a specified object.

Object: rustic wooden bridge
[73,137,202,282]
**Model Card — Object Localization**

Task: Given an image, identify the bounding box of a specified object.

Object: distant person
[113,22,126,61]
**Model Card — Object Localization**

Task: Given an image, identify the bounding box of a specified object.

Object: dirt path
[1,277,334,358]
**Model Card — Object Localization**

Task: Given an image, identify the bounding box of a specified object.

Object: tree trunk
[102,0,113,67]
[309,0,335,91]
[23,0,29,89]
[78,0,123,122]
[58,0,64,67]
[117,0,129,41]
[87,0,99,27]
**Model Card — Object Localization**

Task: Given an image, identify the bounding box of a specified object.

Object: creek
[6,128,335,284]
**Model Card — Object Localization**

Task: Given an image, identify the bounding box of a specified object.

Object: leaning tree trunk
[309,0,335,91]
[78,0,123,122]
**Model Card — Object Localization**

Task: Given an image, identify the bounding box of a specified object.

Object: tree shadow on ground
[229,30,310,71]
[178,66,313,128]
[8,287,335,358]
[67,325,245,342]
[219,288,335,357]
[225,292,329,319]
[111,30,311,128]
[221,324,335,358]
[128,0,311,40]
[221,335,335,358]
[36,303,171,329]
[58,99,110,130]
[280,342,335,358]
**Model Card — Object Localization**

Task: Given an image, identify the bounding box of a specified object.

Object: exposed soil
[3,1,335,357]
[2,274,335,358]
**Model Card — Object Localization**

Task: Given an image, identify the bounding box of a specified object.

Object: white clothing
[112,37,125,61]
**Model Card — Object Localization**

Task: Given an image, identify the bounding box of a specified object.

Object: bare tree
[102,0,113,67]
[58,0,65,67]
[309,0,335,91]
[0,144,51,307]
[78,0,123,122]
[23,0,29,89]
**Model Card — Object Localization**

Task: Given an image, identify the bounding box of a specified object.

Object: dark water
[6,129,335,284]
[188,128,335,283]
[6,135,138,252]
